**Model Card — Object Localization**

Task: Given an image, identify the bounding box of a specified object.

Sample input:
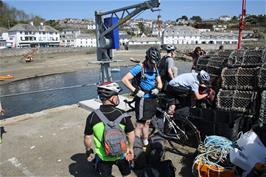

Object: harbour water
[0,61,191,118]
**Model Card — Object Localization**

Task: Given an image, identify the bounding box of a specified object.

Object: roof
[8,24,38,32]
[130,37,160,42]
[77,33,95,39]
[164,26,200,36]
[8,23,58,33]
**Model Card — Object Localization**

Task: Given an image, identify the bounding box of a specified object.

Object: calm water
[0,61,191,118]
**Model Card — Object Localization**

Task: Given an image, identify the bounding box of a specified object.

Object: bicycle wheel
[165,116,201,156]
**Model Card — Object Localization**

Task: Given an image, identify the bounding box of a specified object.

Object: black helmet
[97,82,122,100]
[164,44,176,52]
[146,47,161,64]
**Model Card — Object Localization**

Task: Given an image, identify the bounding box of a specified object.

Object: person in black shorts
[84,82,135,177]
[122,47,162,147]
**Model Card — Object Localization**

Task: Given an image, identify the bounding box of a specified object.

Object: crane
[95,0,160,82]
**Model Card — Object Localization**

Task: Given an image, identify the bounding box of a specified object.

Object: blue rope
[192,135,235,176]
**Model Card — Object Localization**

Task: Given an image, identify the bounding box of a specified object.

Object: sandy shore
[0,49,148,85]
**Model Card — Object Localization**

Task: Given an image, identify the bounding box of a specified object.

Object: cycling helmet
[97,82,122,100]
[198,70,210,84]
[146,47,161,64]
[164,44,176,52]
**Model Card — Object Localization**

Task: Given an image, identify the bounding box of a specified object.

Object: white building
[75,33,96,47]
[219,15,232,22]
[162,25,238,45]
[200,32,238,45]
[7,23,60,48]
[87,21,96,30]
[176,19,189,25]
[162,26,201,44]
[213,24,227,32]
[60,29,96,47]
[60,29,80,47]
[119,32,130,46]
[0,27,8,49]
[128,37,161,45]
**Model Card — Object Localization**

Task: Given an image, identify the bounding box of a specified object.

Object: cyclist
[84,82,135,177]
[166,70,211,114]
[122,47,162,147]
[159,44,178,92]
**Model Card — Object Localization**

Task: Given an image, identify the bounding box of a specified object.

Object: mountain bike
[124,93,201,156]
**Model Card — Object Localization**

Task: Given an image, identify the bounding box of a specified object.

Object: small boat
[0,75,14,81]
[111,68,121,72]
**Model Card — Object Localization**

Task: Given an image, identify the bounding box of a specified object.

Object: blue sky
[5,0,266,20]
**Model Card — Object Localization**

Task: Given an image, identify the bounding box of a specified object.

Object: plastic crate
[221,67,259,90]
[242,49,265,67]
[258,63,266,89]
[217,90,257,113]
[259,90,266,125]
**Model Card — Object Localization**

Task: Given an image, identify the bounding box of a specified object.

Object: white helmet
[97,82,122,100]
[198,70,210,84]
[162,44,176,52]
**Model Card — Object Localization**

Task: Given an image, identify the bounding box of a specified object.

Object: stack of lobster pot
[217,48,266,130]
[195,50,232,90]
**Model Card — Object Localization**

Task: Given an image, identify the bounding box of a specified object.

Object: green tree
[181,15,188,20]
[190,16,202,23]
[137,22,145,35]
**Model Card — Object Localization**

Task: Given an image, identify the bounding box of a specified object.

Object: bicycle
[124,93,201,156]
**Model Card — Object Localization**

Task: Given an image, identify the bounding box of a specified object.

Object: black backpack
[159,56,171,91]
[131,63,158,92]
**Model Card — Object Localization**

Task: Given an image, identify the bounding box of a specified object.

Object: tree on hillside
[181,15,188,20]
[190,16,202,23]
[137,22,145,35]
[31,15,45,25]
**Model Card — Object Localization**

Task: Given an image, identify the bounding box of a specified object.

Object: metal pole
[237,0,246,49]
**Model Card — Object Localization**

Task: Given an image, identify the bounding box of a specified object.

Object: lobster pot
[227,49,245,68]
[189,108,252,140]
[207,59,224,75]
[221,68,237,89]
[221,67,259,90]
[217,90,257,113]
[259,91,266,125]
[196,56,210,69]
[218,50,233,58]
[258,63,266,89]
[242,49,265,67]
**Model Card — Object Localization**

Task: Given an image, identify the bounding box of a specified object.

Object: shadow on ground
[69,153,101,177]
[178,155,196,177]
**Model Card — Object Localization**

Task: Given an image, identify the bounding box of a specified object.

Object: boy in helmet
[84,82,135,177]
[166,70,212,114]
[159,44,178,91]
[122,47,162,147]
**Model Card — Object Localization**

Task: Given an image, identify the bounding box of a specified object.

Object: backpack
[94,109,129,157]
[159,56,170,81]
[131,64,146,89]
[159,56,170,91]
[131,63,158,92]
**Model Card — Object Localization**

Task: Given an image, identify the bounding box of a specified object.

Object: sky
[4,0,266,21]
